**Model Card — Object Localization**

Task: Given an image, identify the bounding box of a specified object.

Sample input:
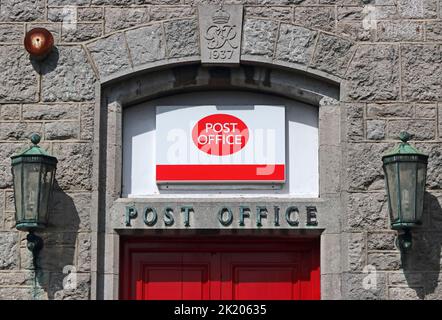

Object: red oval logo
[192,114,249,156]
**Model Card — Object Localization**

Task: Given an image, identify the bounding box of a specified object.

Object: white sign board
[156,105,285,183]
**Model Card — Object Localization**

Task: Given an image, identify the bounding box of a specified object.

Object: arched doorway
[93,63,342,300]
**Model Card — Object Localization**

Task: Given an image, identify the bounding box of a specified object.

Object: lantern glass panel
[12,163,23,222]
[38,164,54,224]
[385,162,399,223]
[416,162,427,222]
[22,162,41,221]
[398,162,417,222]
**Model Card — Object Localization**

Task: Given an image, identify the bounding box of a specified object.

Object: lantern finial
[399,131,410,143]
[30,133,41,145]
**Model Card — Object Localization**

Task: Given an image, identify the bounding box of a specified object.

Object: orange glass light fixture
[24,28,54,59]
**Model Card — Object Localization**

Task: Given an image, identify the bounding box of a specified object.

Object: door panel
[220,252,302,300]
[120,237,320,300]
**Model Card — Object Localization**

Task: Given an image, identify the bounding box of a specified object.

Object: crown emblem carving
[211,7,230,24]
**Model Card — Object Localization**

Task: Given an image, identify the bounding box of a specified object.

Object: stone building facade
[0,0,441,300]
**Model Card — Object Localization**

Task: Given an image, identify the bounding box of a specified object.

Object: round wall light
[24,28,54,60]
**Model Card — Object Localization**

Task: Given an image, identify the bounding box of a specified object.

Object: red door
[120,237,320,300]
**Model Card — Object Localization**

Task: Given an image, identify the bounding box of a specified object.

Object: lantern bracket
[396,229,412,252]
[26,231,43,262]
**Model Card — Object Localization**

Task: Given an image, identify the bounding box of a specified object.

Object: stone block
[0,23,23,42]
[52,143,93,191]
[311,33,355,77]
[21,245,76,272]
[0,287,47,300]
[275,24,317,65]
[347,192,389,230]
[0,271,35,286]
[321,233,341,274]
[0,46,38,102]
[62,23,103,42]
[415,103,436,118]
[424,273,442,299]
[397,0,438,19]
[78,8,104,22]
[374,5,399,19]
[255,0,316,3]
[342,272,387,300]
[439,104,442,138]
[80,104,94,141]
[337,5,364,20]
[88,33,131,78]
[45,121,79,140]
[126,24,166,66]
[294,6,336,32]
[164,19,199,58]
[5,191,14,211]
[377,21,424,42]
[27,23,61,43]
[368,232,397,250]
[22,104,79,120]
[47,7,74,23]
[346,143,392,191]
[50,272,90,300]
[425,21,442,41]
[367,120,386,140]
[0,104,20,120]
[401,44,441,101]
[389,287,425,300]
[343,45,400,101]
[33,232,78,246]
[387,119,435,141]
[244,6,293,22]
[41,46,96,102]
[76,233,91,272]
[92,0,179,3]
[150,5,196,21]
[0,122,43,141]
[104,7,150,33]
[0,143,26,188]
[367,103,413,118]
[50,192,91,232]
[0,190,4,230]
[415,143,442,189]
[0,0,45,22]
[0,232,19,270]
[48,0,90,4]
[400,232,442,272]
[348,232,366,271]
[368,252,401,271]
[388,272,424,286]
[242,19,278,58]
[345,103,364,141]
[336,21,376,42]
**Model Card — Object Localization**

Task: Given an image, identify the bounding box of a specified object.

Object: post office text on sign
[124,205,319,228]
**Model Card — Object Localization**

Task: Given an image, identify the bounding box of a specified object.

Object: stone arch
[83,18,355,86]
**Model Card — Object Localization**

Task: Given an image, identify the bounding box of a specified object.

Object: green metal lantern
[382,132,428,249]
[11,134,57,232]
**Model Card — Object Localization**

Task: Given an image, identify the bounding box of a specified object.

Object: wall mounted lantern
[382,132,428,251]
[10,134,58,257]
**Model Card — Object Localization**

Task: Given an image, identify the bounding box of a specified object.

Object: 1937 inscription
[199,5,243,65]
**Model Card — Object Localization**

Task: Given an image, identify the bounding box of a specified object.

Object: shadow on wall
[402,192,442,299]
[29,46,59,75]
[30,180,89,300]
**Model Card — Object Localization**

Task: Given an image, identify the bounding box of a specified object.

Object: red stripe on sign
[156,164,285,182]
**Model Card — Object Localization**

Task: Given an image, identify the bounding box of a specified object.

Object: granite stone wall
[0,0,441,300]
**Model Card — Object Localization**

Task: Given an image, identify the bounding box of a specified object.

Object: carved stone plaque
[198,5,243,66]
